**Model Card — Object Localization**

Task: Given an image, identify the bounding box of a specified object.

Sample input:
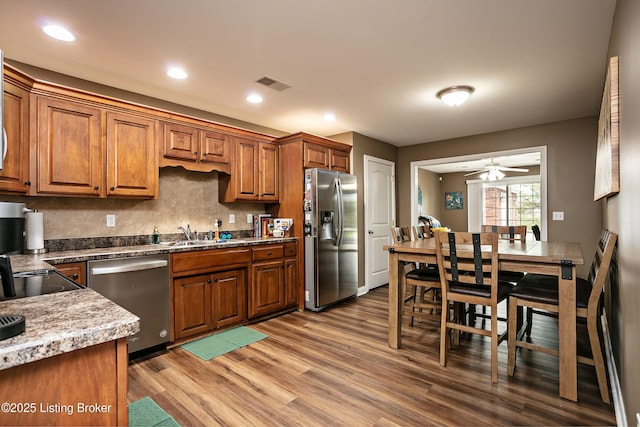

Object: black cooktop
[0,270,84,302]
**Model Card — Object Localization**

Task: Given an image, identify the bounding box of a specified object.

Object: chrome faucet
[178,224,191,240]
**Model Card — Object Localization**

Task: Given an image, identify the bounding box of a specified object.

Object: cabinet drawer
[252,245,284,261]
[284,242,297,257]
[172,248,250,275]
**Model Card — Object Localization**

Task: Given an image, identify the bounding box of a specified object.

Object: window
[482,178,541,239]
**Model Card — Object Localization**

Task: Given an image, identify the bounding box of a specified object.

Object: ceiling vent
[256,76,291,92]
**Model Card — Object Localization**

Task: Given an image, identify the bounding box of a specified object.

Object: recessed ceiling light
[42,24,75,42]
[167,67,188,80]
[323,112,336,122]
[246,93,263,104]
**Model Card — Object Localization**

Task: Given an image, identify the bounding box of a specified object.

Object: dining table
[383,237,584,402]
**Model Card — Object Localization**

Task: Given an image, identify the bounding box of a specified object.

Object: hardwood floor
[128,286,616,426]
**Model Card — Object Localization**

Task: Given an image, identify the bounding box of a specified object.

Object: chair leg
[587,313,610,404]
[507,297,518,376]
[491,305,499,383]
[525,307,533,337]
[440,296,449,367]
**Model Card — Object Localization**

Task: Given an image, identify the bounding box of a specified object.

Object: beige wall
[347,132,398,287]
[3,168,263,239]
[398,118,601,278]
[417,168,440,218]
[604,0,640,421]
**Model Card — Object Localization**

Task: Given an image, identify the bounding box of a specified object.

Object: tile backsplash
[2,168,264,240]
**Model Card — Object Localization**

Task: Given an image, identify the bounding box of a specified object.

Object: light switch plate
[552,211,564,221]
[247,214,253,223]
[229,214,235,224]
[106,214,116,227]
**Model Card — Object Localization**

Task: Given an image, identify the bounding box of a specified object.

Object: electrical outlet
[552,211,564,221]
[247,214,253,223]
[229,214,235,224]
[106,214,116,227]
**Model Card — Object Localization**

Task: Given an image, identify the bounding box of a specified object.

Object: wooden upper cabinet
[303,141,351,173]
[106,112,157,198]
[304,142,330,169]
[219,137,278,202]
[329,148,350,173]
[160,122,231,173]
[278,132,352,173]
[0,73,30,194]
[259,141,278,201]
[36,96,104,197]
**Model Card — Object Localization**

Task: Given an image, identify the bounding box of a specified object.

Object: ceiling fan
[464,160,529,181]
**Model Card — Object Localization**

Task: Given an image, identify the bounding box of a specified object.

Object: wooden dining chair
[390,226,440,326]
[411,225,442,320]
[481,225,527,243]
[507,230,617,403]
[435,231,513,383]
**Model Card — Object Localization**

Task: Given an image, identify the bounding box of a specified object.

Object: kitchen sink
[160,239,246,247]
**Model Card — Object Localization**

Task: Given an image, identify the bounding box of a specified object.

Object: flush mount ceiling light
[436,85,475,107]
[167,67,188,80]
[42,24,75,42]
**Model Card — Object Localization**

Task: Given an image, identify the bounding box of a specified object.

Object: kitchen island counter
[0,288,139,370]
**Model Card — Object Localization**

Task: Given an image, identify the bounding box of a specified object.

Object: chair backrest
[586,230,617,312]
[435,231,499,299]
[412,224,432,240]
[531,224,541,241]
[390,226,412,244]
[481,225,527,243]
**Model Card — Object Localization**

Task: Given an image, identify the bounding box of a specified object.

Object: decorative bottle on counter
[152,225,160,244]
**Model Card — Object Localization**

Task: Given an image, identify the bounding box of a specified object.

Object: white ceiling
[0,0,616,147]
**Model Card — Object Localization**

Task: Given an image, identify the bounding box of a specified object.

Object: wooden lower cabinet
[249,260,285,318]
[0,338,129,426]
[173,269,246,340]
[55,261,87,286]
[248,243,298,319]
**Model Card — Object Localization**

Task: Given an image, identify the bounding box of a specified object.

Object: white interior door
[364,155,395,294]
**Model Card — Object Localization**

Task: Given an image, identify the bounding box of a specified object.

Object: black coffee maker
[0,201,25,297]
[0,202,25,339]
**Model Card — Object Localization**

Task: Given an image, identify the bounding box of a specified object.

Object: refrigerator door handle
[335,177,344,246]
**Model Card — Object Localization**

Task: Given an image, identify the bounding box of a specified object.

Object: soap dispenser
[152,225,160,244]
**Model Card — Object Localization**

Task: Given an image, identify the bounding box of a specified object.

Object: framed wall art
[444,192,464,210]
[594,56,619,201]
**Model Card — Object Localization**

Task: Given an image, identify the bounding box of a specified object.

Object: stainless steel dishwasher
[88,254,170,354]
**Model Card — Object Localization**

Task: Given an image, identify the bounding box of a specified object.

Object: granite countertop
[8,236,298,271]
[0,288,139,370]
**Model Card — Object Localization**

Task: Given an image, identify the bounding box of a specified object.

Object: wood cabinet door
[329,148,350,173]
[303,142,329,169]
[284,257,298,307]
[0,80,30,193]
[37,96,104,196]
[106,112,157,198]
[249,260,285,318]
[162,122,198,162]
[200,129,230,165]
[211,269,246,328]
[259,142,279,201]
[55,262,87,286]
[235,138,259,200]
[174,274,213,339]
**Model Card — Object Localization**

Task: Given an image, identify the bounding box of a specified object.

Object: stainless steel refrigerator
[303,168,358,311]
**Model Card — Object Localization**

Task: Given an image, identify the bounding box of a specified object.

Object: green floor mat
[129,396,180,427]
[180,326,268,361]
